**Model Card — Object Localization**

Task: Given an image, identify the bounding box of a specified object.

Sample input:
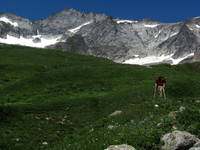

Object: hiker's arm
[163,83,166,88]
[154,83,157,87]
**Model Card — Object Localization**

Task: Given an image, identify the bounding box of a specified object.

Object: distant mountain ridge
[0,8,200,65]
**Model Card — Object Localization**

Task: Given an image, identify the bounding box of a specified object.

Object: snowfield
[0,35,62,48]
[123,53,194,65]
[144,24,159,28]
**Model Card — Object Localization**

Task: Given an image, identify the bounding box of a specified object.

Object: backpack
[156,76,166,86]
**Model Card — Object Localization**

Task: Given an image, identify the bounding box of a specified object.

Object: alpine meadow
[1,44,200,150]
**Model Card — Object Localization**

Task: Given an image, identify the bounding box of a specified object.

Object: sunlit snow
[171,53,194,65]
[155,30,162,38]
[0,35,62,48]
[123,53,194,65]
[170,32,178,37]
[68,21,93,33]
[144,24,159,28]
[134,55,139,57]
[116,20,138,24]
[0,17,18,27]
[196,24,200,28]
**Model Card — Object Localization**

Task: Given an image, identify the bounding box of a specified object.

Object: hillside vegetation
[0,44,200,150]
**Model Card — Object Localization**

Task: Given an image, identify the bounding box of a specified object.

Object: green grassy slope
[0,44,200,150]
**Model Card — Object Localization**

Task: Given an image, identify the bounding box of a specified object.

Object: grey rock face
[34,8,108,35]
[105,144,136,150]
[0,13,36,37]
[49,34,89,55]
[161,130,200,150]
[157,24,200,58]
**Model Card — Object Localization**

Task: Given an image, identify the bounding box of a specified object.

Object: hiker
[154,76,166,99]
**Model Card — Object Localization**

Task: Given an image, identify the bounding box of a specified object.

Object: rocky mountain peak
[0,8,200,65]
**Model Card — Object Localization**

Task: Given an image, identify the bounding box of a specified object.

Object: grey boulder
[105,144,136,150]
[161,130,200,150]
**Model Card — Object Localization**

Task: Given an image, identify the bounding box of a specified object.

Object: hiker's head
[158,76,164,81]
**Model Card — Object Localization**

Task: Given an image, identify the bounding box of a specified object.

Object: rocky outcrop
[105,144,136,150]
[161,130,200,150]
[157,24,200,59]
[168,106,186,119]
[34,8,109,35]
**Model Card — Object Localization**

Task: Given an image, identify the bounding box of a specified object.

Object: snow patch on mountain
[171,53,194,65]
[68,21,93,33]
[0,17,18,27]
[116,19,138,24]
[124,54,173,65]
[196,24,200,28]
[0,35,61,48]
[123,53,194,65]
[170,32,179,37]
[144,24,159,28]
[155,30,162,38]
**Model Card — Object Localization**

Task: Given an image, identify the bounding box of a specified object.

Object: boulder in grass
[109,110,122,117]
[105,144,136,150]
[168,106,186,119]
[161,130,200,150]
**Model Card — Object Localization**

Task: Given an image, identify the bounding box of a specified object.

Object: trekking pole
[153,85,157,98]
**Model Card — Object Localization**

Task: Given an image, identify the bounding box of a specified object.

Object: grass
[0,44,200,150]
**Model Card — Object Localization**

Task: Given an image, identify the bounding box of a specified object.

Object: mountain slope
[0,9,200,64]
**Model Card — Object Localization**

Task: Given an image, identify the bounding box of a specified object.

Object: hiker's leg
[158,86,162,97]
[163,88,166,99]
[161,87,163,97]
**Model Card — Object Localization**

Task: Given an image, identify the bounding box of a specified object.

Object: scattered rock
[168,106,186,119]
[45,117,50,120]
[154,104,159,108]
[15,138,20,142]
[89,128,94,132]
[172,125,177,130]
[64,115,68,119]
[157,123,162,127]
[109,110,122,117]
[42,141,48,145]
[168,111,179,119]
[105,144,136,150]
[107,125,118,130]
[195,100,200,103]
[161,130,200,150]
[179,106,186,112]
[35,116,40,120]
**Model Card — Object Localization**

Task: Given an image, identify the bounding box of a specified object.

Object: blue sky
[0,0,199,23]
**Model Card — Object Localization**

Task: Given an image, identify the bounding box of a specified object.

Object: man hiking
[154,76,166,99]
